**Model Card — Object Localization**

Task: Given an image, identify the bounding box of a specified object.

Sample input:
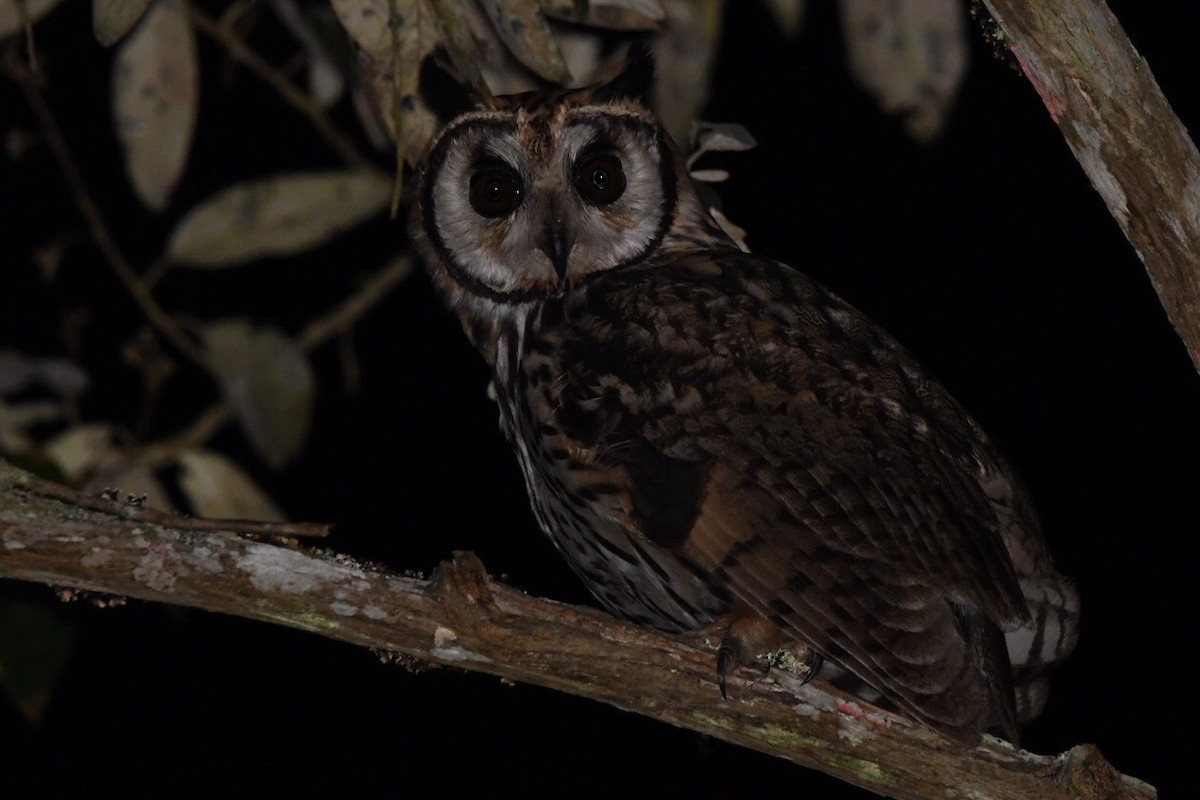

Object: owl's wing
[556,250,1031,740]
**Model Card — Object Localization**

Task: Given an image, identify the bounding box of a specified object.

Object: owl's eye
[574,153,626,205]
[469,166,523,218]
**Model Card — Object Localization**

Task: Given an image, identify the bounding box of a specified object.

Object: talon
[716,645,736,700]
[767,645,823,685]
[799,652,823,686]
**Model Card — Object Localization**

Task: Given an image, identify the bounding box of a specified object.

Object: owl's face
[412,49,707,303]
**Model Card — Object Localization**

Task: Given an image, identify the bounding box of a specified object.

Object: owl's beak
[539,217,574,282]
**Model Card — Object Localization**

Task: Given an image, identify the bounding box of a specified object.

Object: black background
[2,2,1196,797]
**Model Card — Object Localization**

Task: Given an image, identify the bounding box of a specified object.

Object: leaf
[689,168,729,183]
[0,350,33,395]
[329,0,461,166]
[838,0,967,141]
[271,0,346,109]
[0,400,63,456]
[166,170,390,267]
[0,350,89,397]
[651,0,724,146]
[176,448,286,521]
[687,120,758,167]
[92,0,152,46]
[201,320,314,468]
[0,599,74,723]
[43,423,118,483]
[710,207,750,253]
[479,0,569,83]
[309,52,346,109]
[759,0,805,37]
[0,0,62,38]
[541,0,665,32]
[112,0,198,211]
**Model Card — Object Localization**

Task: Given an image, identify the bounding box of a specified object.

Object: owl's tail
[1007,575,1082,722]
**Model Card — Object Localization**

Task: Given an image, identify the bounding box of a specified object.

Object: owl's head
[411,47,718,306]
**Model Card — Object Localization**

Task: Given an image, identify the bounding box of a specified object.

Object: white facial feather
[421,104,675,298]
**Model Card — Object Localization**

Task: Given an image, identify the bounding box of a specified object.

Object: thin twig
[189,6,370,170]
[9,467,331,538]
[133,255,414,471]
[9,64,207,369]
[296,255,413,351]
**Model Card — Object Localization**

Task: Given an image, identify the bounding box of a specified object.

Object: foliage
[0,0,969,723]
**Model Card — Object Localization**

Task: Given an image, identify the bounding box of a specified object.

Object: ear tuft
[591,43,655,106]
[419,47,490,125]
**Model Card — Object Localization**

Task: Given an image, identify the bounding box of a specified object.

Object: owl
[409,47,1079,745]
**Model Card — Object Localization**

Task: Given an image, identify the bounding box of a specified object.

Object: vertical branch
[982,0,1200,372]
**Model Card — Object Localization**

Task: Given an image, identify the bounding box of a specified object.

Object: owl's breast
[491,323,728,633]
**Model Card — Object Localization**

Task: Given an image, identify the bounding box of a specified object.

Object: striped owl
[409,47,1078,744]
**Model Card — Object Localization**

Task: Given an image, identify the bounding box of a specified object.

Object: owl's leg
[714,608,819,699]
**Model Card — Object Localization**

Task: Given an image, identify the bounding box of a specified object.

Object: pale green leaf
[0,350,89,397]
[838,0,967,140]
[112,0,198,211]
[689,168,729,183]
[710,207,750,253]
[92,0,151,46]
[0,600,74,723]
[760,0,805,37]
[541,0,664,31]
[201,320,314,468]
[0,0,63,38]
[176,448,286,521]
[688,121,758,169]
[43,423,118,484]
[330,0,457,164]
[652,0,723,146]
[167,170,390,267]
[480,0,569,83]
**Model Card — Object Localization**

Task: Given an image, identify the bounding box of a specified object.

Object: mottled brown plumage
[410,47,1078,744]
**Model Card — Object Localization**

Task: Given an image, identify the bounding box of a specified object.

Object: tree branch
[0,459,1155,800]
[982,0,1200,372]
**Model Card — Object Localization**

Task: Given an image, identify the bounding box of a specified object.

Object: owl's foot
[714,611,800,699]
[768,647,823,685]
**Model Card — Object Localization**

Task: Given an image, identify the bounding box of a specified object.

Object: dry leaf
[710,207,750,253]
[0,0,63,37]
[760,0,805,37]
[689,168,729,183]
[202,319,315,469]
[330,0,461,165]
[541,0,665,32]
[454,0,538,96]
[166,170,390,267]
[688,121,757,167]
[652,0,723,146]
[838,0,967,140]
[271,0,346,108]
[112,0,198,211]
[176,448,286,521]
[44,423,118,483]
[0,350,89,397]
[0,350,34,395]
[479,0,569,83]
[0,399,63,455]
[0,600,74,724]
[92,0,152,46]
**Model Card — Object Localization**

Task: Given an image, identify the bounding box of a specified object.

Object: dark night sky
[2,2,1197,797]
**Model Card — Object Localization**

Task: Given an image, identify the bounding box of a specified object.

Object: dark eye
[469,166,522,218]
[574,153,626,205]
